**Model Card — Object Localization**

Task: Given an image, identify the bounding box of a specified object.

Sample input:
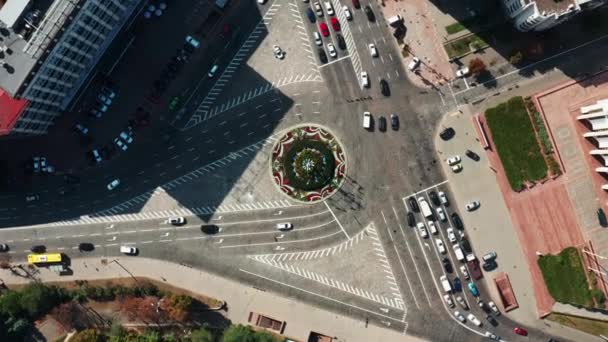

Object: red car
[352,0,360,9]
[513,327,528,336]
[330,17,340,31]
[319,22,329,37]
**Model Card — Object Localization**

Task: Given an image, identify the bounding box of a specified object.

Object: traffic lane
[320,58,364,101]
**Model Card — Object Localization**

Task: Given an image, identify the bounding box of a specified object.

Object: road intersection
[0,0,574,341]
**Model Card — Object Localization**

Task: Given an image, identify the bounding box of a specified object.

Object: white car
[114,138,128,151]
[460,265,470,280]
[436,207,447,221]
[362,111,371,129]
[466,200,480,211]
[451,164,463,173]
[185,35,200,48]
[447,227,457,243]
[435,239,446,254]
[456,67,469,78]
[438,191,449,206]
[107,179,120,191]
[324,1,334,15]
[427,221,438,234]
[454,311,466,323]
[408,57,420,71]
[97,94,112,106]
[360,71,369,88]
[446,155,461,166]
[369,43,378,57]
[120,131,133,144]
[120,245,138,255]
[91,149,102,163]
[327,43,337,58]
[488,301,500,316]
[313,1,323,16]
[484,332,499,340]
[258,0,267,3]
[467,313,482,327]
[314,32,322,46]
[168,217,186,225]
[276,222,293,230]
[343,5,352,20]
[273,45,285,59]
[416,222,428,238]
[456,296,468,310]
[443,294,455,308]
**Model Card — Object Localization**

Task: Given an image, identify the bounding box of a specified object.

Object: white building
[502,0,607,31]
[577,99,608,189]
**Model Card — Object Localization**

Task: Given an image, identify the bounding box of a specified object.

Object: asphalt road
[0,0,575,341]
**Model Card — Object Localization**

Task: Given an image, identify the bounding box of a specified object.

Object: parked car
[273,45,285,59]
[306,8,316,22]
[390,114,398,130]
[435,239,446,254]
[408,57,420,71]
[513,327,528,336]
[450,213,464,230]
[380,79,391,97]
[185,35,200,48]
[336,33,347,50]
[443,294,455,308]
[438,191,449,206]
[168,217,186,225]
[360,71,369,88]
[114,138,128,151]
[460,265,470,280]
[447,227,457,243]
[456,295,468,310]
[598,208,608,227]
[318,48,328,64]
[369,43,378,57]
[436,207,447,221]
[467,313,482,327]
[484,331,499,340]
[482,260,497,271]
[343,5,352,20]
[363,5,375,21]
[456,67,469,78]
[330,17,340,31]
[442,257,453,273]
[0,244,8,252]
[440,127,455,140]
[454,311,466,322]
[352,0,360,9]
[407,212,415,227]
[314,31,322,46]
[327,43,337,58]
[416,222,428,238]
[378,116,387,132]
[488,301,500,316]
[465,200,480,211]
[467,282,479,297]
[408,196,420,212]
[446,155,461,166]
[466,149,480,161]
[313,1,323,16]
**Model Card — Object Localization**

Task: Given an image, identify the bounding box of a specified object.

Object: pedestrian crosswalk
[331,0,362,80]
[248,226,406,312]
[50,199,295,226]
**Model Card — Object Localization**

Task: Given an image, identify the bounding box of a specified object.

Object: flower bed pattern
[271,125,346,203]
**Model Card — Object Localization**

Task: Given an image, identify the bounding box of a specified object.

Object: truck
[440,275,452,293]
[417,197,433,218]
[466,254,483,280]
[387,14,403,27]
[453,244,465,262]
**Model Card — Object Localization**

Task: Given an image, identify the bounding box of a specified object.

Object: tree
[52,301,85,330]
[120,297,142,321]
[71,329,103,342]
[141,329,161,342]
[5,317,30,340]
[162,294,193,322]
[138,297,162,323]
[468,58,487,77]
[0,290,23,317]
[191,328,214,342]
[254,331,278,342]
[221,324,256,342]
[20,283,64,318]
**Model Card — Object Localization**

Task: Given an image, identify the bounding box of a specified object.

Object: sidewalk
[380,0,453,89]
[1,258,425,342]
[434,105,601,342]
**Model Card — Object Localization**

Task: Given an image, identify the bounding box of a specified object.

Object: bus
[27,253,62,265]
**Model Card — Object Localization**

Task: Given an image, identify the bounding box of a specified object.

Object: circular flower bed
[271,125,346,203]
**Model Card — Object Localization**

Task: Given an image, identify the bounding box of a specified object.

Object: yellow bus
[27,253,62,264]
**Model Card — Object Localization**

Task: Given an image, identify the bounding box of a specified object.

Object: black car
[390,114,399,130]
[306,8,316,23]
[439,127,455,140]
[0,244,9,252]
[78,243,95,252]
[466,149,480,161]
[407,197,420,213]
[429,191,440,206]
[393,25,406,40]
[336,34,347,50]
[378,116,387,132]
[450,212,464,230]
[598,208,608,227]
[380,79,390,96]
[482,260,497,271]
[30,245,46,253]
[201,225,220,234]
[460,237,472,254]
[486,315,498,327]
[364,5,375,21]
[318,48,328,64]
[442,257,453,273]
[407,212,415,227]
[452,277,462,291]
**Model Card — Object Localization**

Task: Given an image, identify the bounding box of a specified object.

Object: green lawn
[547,313,608,336]
[445,22,466,35]
[443,34,488,59]
[485,96,547,191]
[538,247,593,307]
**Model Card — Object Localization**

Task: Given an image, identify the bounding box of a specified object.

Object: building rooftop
[0,0,78,97]
[526,0,576,16]
[0,0,32,28]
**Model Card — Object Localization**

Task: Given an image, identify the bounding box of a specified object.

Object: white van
[324,1,334,15]
[362,111,371,129]
[120,246,137,255]
[440,275,452,293]
[453,244,465,262]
